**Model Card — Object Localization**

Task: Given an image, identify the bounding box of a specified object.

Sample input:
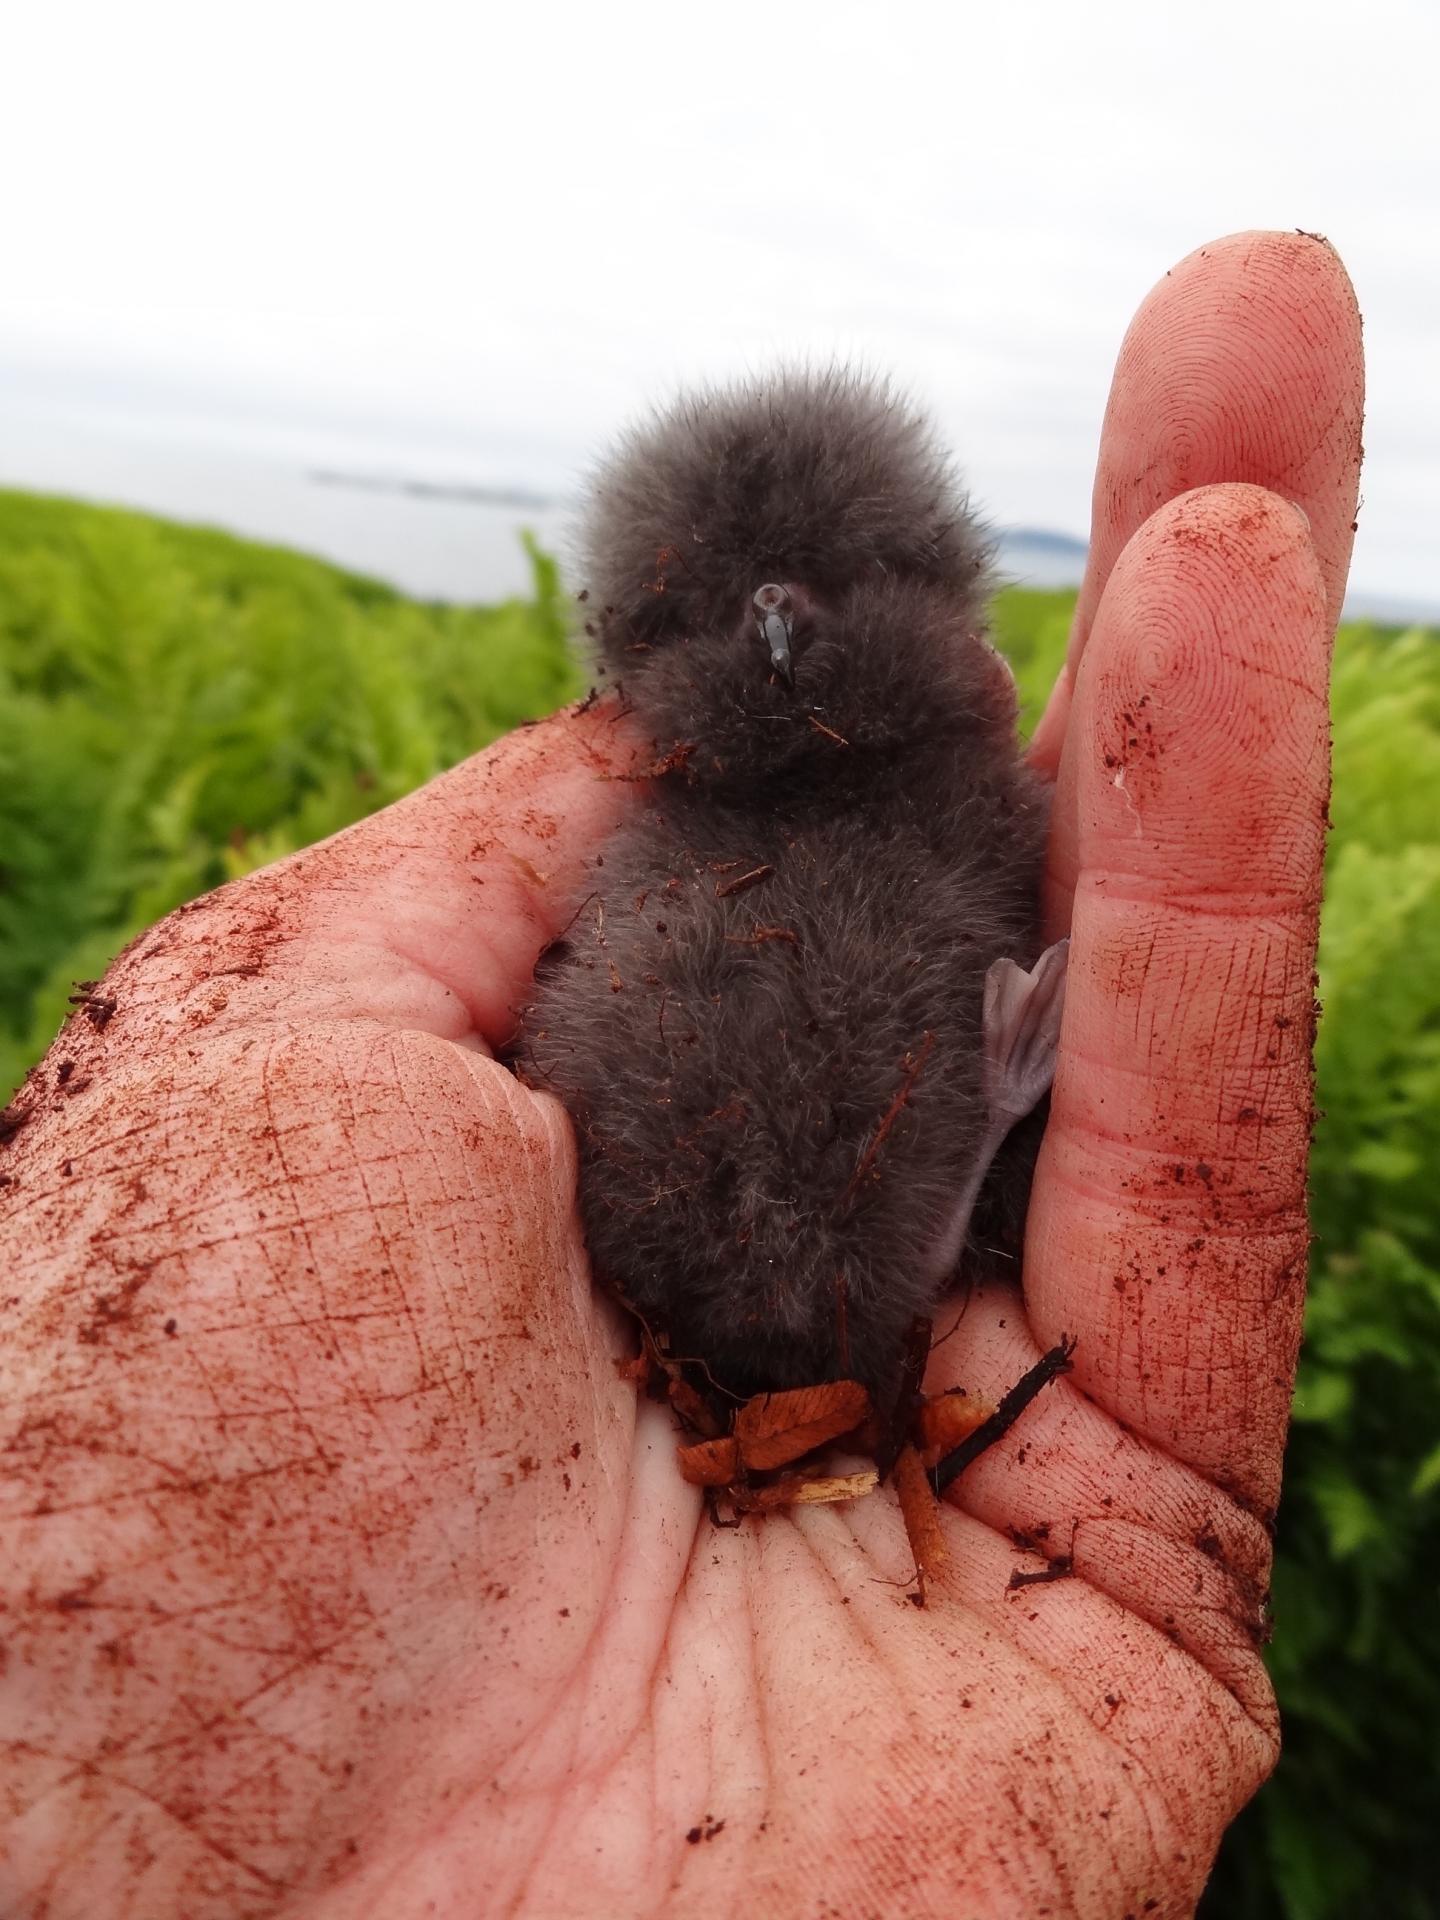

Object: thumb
[287,699,649,1052]
[60,701,648,1080]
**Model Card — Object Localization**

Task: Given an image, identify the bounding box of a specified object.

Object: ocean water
[0,405,1090,605]
[0,407,576,601]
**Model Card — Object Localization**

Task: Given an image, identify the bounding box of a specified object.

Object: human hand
[0,230,1362,1920]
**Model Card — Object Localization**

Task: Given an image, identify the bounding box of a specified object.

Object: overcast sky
[1,0,1435,601]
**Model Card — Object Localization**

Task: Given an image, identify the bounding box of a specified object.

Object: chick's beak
[753,583,795,689]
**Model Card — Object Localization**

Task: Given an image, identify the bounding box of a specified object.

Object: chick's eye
[753,583,796,690]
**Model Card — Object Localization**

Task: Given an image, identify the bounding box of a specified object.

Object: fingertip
[469,694,652,810]
[366,699,654,1036]
[1099,480,1327,679]
[1046,483,1329,924]
[393,694,647,888]
[1170,225,1358,297]
[208,697,656,1054]
[1067,227,1362,683]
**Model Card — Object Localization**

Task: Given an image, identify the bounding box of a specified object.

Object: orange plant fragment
[733,1380,871,1471]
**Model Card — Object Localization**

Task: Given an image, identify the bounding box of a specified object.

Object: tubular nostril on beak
[753,583,795,688]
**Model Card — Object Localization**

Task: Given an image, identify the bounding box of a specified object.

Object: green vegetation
[2,494,1437,1917]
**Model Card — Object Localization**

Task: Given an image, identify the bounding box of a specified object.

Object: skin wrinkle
[844,1574,1152,1904]
[340,1034,443,1395]
[930,1303,1275,1614]
[1005,1772,1082,1919]
[258,1032,336,1336]
[1060,1524,1274,1735]
[783,1505,1144,1912]
[691,1536,771,1881]
[726,1521,778,1881]
[739,1530,925,1912]
[498,1404,694,1799]
[995,1662,1186,1905]
[572,1505,718,1896]
[513,1730,661,1919]
[971,1551,1221,1804]
[651,1683,696,1905]
[1040,1177,1309,1255]
[1049,1107,1309,1185]
[374,1082,481,1413]
[90,1770,288,1898]
[1043,1113,1308,1201]
[788,1504,943,1677]
[435,1062,560,1445]
[501,1434,690,1917]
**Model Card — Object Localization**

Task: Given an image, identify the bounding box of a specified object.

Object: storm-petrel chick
[517,369,1066,1404]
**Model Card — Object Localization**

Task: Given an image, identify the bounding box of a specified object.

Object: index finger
[1026,484,1330,1517]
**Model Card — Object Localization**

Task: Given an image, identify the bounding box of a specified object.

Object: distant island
[1000,527,1089,558]
[309,469,558,513]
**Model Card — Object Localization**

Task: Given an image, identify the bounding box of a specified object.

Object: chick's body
[518,372,1049,1399]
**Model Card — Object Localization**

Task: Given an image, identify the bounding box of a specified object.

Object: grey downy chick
[516,368,1067,1404]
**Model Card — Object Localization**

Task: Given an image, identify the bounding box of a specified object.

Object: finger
[1029,229,1363,779]
[40,702,649,1084]
[1024,485,1330,1521]
[284,700,649,1049]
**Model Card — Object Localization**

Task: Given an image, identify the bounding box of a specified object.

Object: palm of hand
[2,233,1361,1920]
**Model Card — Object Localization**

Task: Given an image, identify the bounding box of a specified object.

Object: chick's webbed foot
[927,939,1069,1284]
[983,938,1070,1130]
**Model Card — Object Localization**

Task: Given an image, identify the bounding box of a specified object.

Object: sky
[1,0,1436,604]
